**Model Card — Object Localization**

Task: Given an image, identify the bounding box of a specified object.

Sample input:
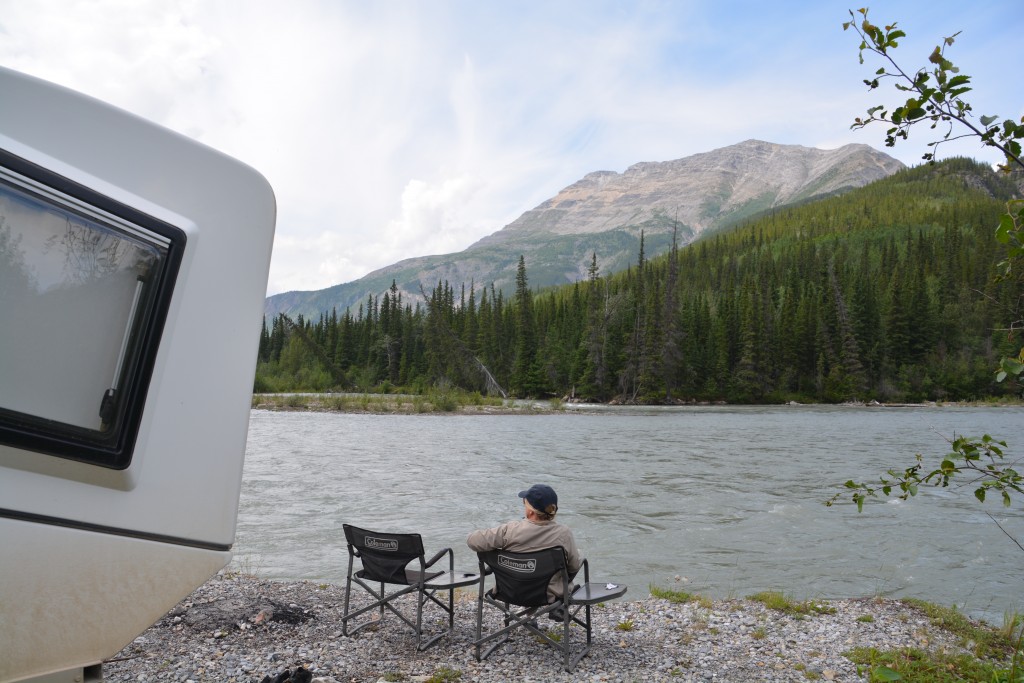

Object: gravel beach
[102,573,991,683]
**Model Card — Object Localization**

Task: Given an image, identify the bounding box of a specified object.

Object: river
[234,404,1024,624]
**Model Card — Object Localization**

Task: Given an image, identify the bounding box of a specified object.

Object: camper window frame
[0,149,185,469]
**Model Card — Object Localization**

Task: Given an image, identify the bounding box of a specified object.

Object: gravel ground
[104,573,984,683]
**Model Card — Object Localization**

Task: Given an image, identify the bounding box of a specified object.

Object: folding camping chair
[342,524,467,650]
[473,546,627,672]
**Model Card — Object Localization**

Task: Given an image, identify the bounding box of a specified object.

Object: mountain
[265,139,904,319]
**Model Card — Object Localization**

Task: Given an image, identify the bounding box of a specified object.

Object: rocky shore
[102,573,990,683]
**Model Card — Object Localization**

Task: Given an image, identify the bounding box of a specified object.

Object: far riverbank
[251,391,1022,416]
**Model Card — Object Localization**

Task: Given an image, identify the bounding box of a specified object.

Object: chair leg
[412,587,455,651]
[585,604,593,645]
[475,584,484,662]
[565,601,575,672]
[415,585,423,650]
[562,602,592,672]
[342,574,353,636]
[448,585,455,631]
[343,578,421,637]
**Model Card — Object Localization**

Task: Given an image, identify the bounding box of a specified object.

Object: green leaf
[874,666,903,681]
[1003,491,1011,507]
[995,214,1015,243]
[1001,357,1024,375]
[975,488,986,503]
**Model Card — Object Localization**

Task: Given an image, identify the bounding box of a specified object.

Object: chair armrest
[568,557,590,584]
[424,546,454,570]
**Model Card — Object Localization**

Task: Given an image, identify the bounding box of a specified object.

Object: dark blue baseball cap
[519,484,558,514]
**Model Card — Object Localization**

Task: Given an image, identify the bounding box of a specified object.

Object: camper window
[0,155,184,468]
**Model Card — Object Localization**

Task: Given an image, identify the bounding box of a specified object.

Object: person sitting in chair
[467,483,583,611]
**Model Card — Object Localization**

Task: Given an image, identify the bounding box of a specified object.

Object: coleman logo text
[366,537,399,551]
[498,555,536,573]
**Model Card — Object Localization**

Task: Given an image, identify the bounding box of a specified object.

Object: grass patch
[801,669,821,681]
[846,646,1004,682]
[424,667,461,683]
[616,619,635,631]
[650,585,700,604]
[748,591,836,616]
[902,599,1017,660]
[843,602,1024,683]
[857,614,875,623]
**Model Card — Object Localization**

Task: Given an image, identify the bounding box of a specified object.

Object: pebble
[102,573,984,682]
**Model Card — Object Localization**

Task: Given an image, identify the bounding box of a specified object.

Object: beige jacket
[467,518,583,600]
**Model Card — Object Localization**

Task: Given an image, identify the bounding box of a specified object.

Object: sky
[1,1,1020,296]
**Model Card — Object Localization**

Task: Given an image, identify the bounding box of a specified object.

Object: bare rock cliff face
[474,140,904,246]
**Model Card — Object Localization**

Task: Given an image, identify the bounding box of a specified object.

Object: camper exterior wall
[0,67,276,681]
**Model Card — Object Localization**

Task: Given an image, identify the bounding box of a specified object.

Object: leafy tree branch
[844,8,1023,172]
[827,434,1023,511]
[833,9,1024,511]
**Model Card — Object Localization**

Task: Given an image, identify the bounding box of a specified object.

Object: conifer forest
[256,159,1022,404]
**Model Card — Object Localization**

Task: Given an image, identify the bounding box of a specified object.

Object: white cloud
[2,0,1018,296]
[386,174,484,253]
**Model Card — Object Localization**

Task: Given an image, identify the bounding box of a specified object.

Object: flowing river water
[234,404,1024,624]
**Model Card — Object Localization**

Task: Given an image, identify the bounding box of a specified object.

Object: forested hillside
[255,158,1021,404]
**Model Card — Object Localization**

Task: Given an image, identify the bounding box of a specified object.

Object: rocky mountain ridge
[265,140,904,319]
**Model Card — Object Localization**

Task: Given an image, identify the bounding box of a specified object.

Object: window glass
[0,164,177,466]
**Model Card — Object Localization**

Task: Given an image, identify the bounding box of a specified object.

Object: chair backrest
[343,524,425,584]
[478,546,567,607]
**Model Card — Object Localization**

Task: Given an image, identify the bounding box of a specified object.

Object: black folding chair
[341,524,457,650]
[473,546,626,672]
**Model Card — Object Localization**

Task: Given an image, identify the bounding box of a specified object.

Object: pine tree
[510,256,541,396]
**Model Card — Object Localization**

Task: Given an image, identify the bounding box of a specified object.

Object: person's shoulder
[554,520,577,536]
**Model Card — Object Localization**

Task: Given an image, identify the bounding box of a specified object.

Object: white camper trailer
[0,67,277,682]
